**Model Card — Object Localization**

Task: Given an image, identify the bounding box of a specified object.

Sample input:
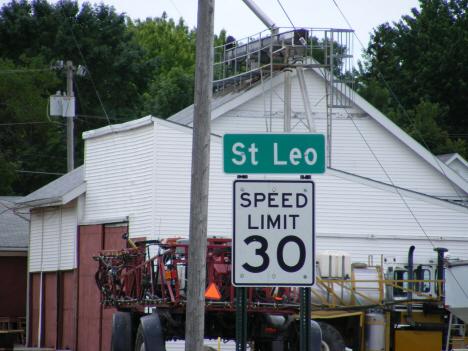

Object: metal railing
[213,26,355,105]
[313,278,444,309]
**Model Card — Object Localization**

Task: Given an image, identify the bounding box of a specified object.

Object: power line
[169,0,183,19]
[20,153,84,161]
[59,4,112,127]
[329,0,467,207]
[15,170,65,175]
[276,0,297,31]
[0,121,62,126]
[0,68,51,74]
[76,114,135,121]
[273,0,468,299]
[73,78,90,129]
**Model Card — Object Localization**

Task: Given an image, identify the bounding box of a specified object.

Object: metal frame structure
[94,236,443,311]
[213,27,355,166]
[93,235,450,350]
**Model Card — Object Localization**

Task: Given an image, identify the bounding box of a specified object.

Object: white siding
[84,124,154,239]
[41,207,61,271]
[29,211,44,272]
[150,122,468,261]
[28,201,78,273]
[330,118,466,199]
[313,172,468,239]
[82,118,468,264]
[153,123,192,238]
[207,139,237,237]
[152,123,236,239]
[449,159,468,182]
[60,201,77,270]
[211,115,466,200]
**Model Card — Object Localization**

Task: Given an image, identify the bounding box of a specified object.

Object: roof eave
[61,181,86,205]
[17,181,86,209]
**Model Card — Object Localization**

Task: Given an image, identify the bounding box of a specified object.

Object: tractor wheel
[110,312,132,351]
[134,324,147,351]
[317,322,345,351]
[134,314,165,351]
[253,341,273,351]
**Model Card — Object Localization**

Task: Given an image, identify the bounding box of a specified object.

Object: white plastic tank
[311,264,382,307]
[364,313,386,351]
[353,266,382,305]
[316,250,351,278]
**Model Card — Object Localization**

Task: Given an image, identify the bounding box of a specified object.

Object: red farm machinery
[94,235,323,351]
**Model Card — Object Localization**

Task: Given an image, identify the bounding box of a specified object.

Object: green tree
[0,1,229,193]
[143,67,194,119]
[357,0,468,158]
[132,13,227,119]
[129,13,196,76]
[0,57,65,195]
[387,101,467,159]
[0,153,20,194]
[0,0,157,194]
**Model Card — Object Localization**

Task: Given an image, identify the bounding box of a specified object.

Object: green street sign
[223,133,326,174]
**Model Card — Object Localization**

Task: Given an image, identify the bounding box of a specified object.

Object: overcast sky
[1,0,421,61]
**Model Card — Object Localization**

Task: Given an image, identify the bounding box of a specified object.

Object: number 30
[242,235,306,273]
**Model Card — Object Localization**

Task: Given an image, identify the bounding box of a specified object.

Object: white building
[22,45,468,351]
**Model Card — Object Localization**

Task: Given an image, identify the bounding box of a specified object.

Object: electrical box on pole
[49,95,75,117]
[49,60,77,172]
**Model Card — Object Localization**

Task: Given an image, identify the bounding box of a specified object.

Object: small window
[393,270,408,297]
[414,269,430,293]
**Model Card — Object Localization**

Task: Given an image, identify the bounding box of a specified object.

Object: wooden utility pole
[185,0,215,350]
[66,61,74,172]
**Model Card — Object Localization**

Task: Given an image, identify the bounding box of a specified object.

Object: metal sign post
[235,287,248,351]
[300,287,312,351]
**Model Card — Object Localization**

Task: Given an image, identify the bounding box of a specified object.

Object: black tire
[317,322,345,351]
[111,312,133,351]
[134,324,147,351]
[254,341,273,351]
[135,315,166,351]
[111,332,115,351]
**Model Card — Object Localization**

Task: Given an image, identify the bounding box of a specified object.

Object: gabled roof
[17,165,86,208]
[83,116,154,139]
[0,196,29,250]
[169,71,289,125]
[168,67,468,194]
[82,115,197,140]
[438,153,468,168]
[169,91,244,125]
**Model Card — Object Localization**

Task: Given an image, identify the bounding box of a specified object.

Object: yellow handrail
[314,278,444,308]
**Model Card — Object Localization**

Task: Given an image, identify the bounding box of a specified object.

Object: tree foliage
[0,57,65,194]
[143,67,194,119]
[0,1,229,195]
[356,0,468,159]
[0,0,157,195]
[132,14,226,119]
[129,13,196,76]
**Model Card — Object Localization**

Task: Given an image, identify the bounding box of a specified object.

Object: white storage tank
[316,250,351,278]
[364,313,386,351]
[311,264,382,306]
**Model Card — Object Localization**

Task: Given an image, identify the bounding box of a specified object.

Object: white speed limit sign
[232,180,315,286]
